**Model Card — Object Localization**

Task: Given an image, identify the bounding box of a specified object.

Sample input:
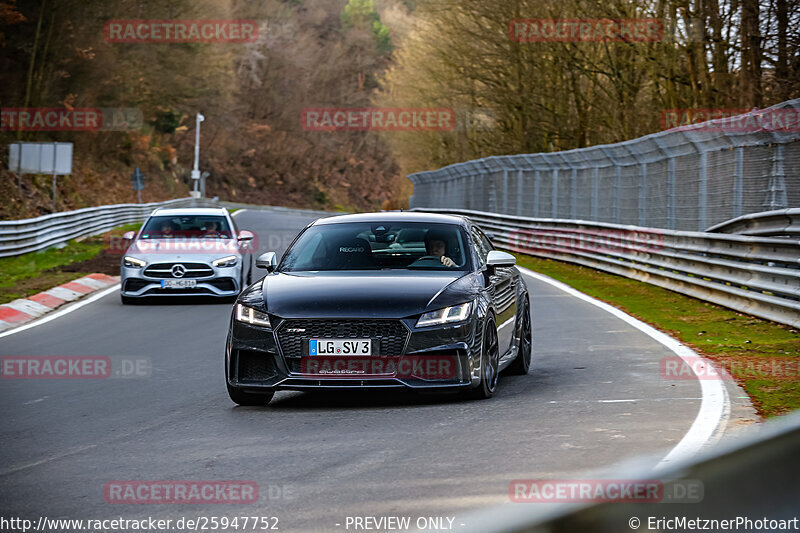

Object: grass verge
[0,223,140,305]
[515,254,800,418]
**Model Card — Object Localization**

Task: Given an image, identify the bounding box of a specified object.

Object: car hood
[127,239,241,262]
[259,271,480,319]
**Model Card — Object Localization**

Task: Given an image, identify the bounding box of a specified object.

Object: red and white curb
[0,274,119,333]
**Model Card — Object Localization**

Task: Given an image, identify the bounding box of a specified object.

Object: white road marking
[547,398,703,404]
[231,209,247,218]
[518,266,729,470]
[0,285,120,338]
[23,396,49,405]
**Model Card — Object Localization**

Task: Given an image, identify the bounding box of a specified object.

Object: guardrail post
[552,168,559,218]
[667,155,676,230]
[765,144,788,210]
[698,150,708,231]
[734,147,744,219]
[639,162,647,226]
[516,170,524,216]
[614,166,622,224]
[488,169,497,213]
[470,173,476,210]
[570,168,578,219]
[502,168,509,214]
[592,167,599,220]
[534,170,541,217]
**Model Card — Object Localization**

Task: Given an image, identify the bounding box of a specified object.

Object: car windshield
[280,222,472,272]
[140,215,232,239]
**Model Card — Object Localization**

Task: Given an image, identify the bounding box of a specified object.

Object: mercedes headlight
[123,256,146,268]
[213,255,238,267]
[416,302,472,327]
[235,304,271,327]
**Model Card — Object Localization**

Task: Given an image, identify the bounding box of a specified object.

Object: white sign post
[191,112,205,198]
[8,142,73,211]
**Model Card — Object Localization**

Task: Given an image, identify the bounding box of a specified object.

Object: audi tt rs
[225,211,532,405]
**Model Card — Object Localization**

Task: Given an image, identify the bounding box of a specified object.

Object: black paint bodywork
[225,212,529,393]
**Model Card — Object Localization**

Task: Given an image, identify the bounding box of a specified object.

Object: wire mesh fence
[409,99,800,231]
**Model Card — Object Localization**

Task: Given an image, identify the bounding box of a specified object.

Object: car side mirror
[122,231,135,240]
[486,250,516,267]
[238,230,254,241]
[255,251,277,272]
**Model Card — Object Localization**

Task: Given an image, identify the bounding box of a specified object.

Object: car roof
[150,207,229,217]
[313,211,469,226]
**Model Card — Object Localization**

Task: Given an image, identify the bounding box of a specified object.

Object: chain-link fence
[409,99,800,231]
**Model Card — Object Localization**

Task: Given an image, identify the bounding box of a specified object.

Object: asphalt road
[0,209,739,532]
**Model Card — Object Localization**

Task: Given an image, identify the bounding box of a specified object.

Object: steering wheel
[411,255,449,266]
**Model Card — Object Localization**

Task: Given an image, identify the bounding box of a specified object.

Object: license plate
[309,339,371,356]
[161,279,197,289]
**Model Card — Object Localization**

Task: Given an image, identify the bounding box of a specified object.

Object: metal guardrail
[414,208,800,328]
[453,410,800,533]
[408,99,800,232]
[707,207,800,238]
[0,197,218,258]
[217,201,343,218]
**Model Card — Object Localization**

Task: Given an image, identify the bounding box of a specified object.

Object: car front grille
[144,262,214,278]
[277,319,409,365]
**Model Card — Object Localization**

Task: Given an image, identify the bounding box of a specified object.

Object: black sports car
[225,212,532,405]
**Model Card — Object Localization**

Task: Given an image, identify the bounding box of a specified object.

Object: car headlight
[123,256,146,268]
[235,304,271,327]
[213,255,238,267]
[416,302,472,327]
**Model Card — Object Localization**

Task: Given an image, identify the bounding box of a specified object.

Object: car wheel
[466,319,500,400]
[506,296,532,375]
[226,383,274,406]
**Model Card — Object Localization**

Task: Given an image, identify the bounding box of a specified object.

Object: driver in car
[425,230,456,267]
[160,221,175,238]
[204,221,221,237]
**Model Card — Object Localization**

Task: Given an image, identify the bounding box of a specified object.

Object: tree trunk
[21,0,47,139]
[775,0,789,101]
[740,0,762,108]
